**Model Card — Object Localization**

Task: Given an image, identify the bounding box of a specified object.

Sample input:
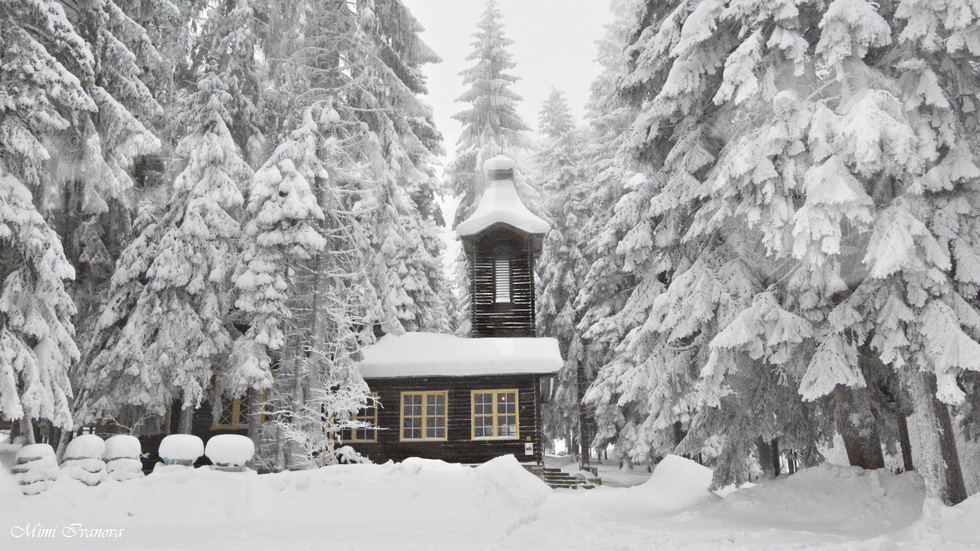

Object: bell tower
[456,156,550,338]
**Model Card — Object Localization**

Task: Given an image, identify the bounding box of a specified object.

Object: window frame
[400,391,449,442]
[212,394,248,430]
[211,390,269,430]
[471,389,520,440]
[342,393,379,443]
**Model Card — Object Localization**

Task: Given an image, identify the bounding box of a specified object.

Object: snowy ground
[1,442,978,551]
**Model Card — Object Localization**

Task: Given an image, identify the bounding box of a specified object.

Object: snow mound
[65,434,106,460]
[633,455,719,511]
[104,435,141,460]
[929,491,980,544]
[158,434,204,464]
[205,434,254,468]
[1,453,549,547]
[471,454,552,512]
[707,463,925,537]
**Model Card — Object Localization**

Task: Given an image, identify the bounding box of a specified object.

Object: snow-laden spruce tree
[0,177,79,443]
[571,0,663,465]
[78,71,252,434]
[56,0,164,331]
[446,0,540,227]
[534,89,592,456]
[187,0,264,156]
[237,0,447,468]
[229,108,327,406]
[1,0,106,440]
[579,0,980,503]
[445,0,546,337]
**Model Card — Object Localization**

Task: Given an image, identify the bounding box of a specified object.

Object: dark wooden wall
[353,374,544,464]
[467,226,536,338]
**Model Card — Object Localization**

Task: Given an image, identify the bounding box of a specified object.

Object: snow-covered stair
[540,467,598,489]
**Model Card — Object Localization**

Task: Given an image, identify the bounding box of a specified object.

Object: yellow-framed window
[471,390,519,440]
[212,390,270,430]
[212,394,249,430]
[400,391,448,441]
[341,393,378,443]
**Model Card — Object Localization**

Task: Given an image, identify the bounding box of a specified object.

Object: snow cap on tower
[455,155,550,238]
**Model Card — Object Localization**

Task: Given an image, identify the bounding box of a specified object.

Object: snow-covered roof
[356,332,563,378]
[455,155,550,238]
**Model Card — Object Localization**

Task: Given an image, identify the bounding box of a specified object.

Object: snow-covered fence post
[12,444,59,495]
[104,435,144,481]
[61,434,106,486]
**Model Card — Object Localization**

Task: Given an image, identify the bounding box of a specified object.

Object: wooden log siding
[352,374,544,464]
[468,227,536,338]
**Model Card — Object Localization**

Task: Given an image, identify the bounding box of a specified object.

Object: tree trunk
[673,420,684,447]
[771,437,781,477]
[247,386,262,446]
[164,400,173,435]
[907,370,968,506]
[577,364,590,469]
[178,404,194,434]
[55,429,72,462]
[896,410,914,472]
[835,386,885,469]
[21,417,36,445]
[756,437,776,478]
[926,374,967,505]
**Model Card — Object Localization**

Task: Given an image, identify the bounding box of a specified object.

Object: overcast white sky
[400,0,614,162]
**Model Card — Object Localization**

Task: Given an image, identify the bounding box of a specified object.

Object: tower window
[494,259,511,303]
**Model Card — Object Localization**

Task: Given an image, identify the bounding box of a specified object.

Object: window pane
[474,416,492,438]
[498,392,516,414]
[499,415,517,437]
[404,417,421,439]
[218,399,234,426]
[426,415,445,439]
[474,393,491,416]
[404,395,422,416]
[427,394,445,416]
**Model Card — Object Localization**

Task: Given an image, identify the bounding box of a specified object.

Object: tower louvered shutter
[494,259,511,303]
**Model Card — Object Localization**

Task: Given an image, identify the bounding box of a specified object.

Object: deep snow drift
[1,447,978,551]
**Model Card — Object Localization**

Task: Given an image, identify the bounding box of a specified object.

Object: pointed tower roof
[455,155,550,238]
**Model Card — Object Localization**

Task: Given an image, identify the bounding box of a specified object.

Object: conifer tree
[534,89,590,454]
[0,176,79,441]
[59,0,165,328]
[1,0,102,438]
[446,0,535,227]
[445,0,546,339]
[579,0,980,503]
[238,0,447,467]
[229,108,327,401]
[78,72,252,432]
[572,0,653,464]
